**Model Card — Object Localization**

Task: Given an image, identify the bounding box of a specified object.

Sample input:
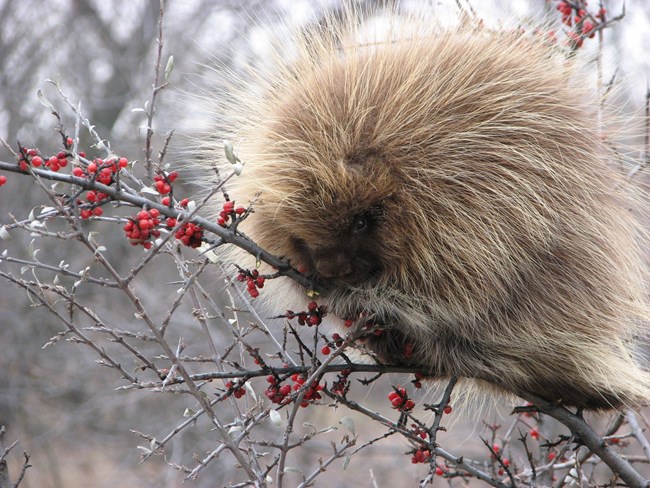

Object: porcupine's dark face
[287,203,385,291]
[249,149,402,297]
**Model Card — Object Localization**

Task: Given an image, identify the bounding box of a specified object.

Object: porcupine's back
[204,8,650,409]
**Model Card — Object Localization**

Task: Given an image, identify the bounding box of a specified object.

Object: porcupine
[203,6,650,409]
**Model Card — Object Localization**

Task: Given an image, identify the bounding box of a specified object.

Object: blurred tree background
[1,0,650,486]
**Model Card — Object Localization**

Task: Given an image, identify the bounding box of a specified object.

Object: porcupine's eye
[351,206,383,234]
[353,215,369,233]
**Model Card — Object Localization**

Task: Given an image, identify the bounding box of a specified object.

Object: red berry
[321,345,331,355]
[31,156,43,167]
[118,157,128,168]
[88,162,97,173]
[162,196,170,206]
[235,206,246,215]
[492,444,500,453]
[530,428,539,440]
[502,458,510,467]
[308,315,320,326]
[168,171,178,182]
[180,198,189,207]
[0,175,7,186]
[72,167,84,177]
[66,137,73,146]
[223,201,235,213]
[435,467,444,476]
[26,148,38,157]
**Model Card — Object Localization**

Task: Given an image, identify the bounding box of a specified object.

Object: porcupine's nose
[312,249,353,280]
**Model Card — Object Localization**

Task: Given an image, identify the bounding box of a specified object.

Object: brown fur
[201,8,650,409]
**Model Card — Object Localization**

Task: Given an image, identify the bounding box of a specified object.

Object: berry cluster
[153,171,178,195]
[410,451,445,476]
[161,196,189,209]
[79,156,128,184]
[410,448,431,464]
[174,222,204,248]
[387,386,415,412]
[79,190,110,219]
[264,375,293,405]
[330,368,351,396]
[411,424,428,440]
[412,372,425,389]
[123,209,162,249]
[556,1,606,48]
[160,197,189,228]
[236,268,266,298]
[18,147,70,173]
[264,373,324,407]
[217,200,246,227]
[6,140,213,252]
[72,155,128,216]
[225,380,246,399]
[320,333,343,355]
[285,301,326,326]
